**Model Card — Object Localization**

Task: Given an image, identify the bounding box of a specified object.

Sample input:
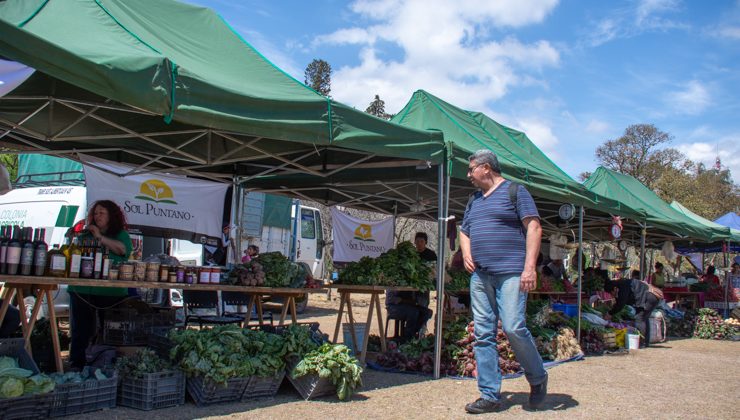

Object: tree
[595,124,681,189]
[655,164,740,220]
[304,59,331,97]
[365,94,389,119]
[0,153,18,181]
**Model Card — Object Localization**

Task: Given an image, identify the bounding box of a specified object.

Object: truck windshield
[300,208,315,239]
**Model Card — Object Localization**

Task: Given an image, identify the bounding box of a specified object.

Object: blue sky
[188,0,740,183]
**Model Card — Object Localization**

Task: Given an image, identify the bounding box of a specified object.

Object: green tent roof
[390,90,646,219]
[583,167,728,243]
[670,201,740,242]
[0,0,443,167]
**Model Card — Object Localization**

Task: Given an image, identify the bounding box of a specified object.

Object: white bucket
[627,333,640,350]
[342,322,367,354]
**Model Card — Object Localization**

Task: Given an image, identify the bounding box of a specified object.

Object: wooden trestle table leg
[244,295,256,327]
[45,288,63,373]
[332,292,346,343]
[373,292,386,352]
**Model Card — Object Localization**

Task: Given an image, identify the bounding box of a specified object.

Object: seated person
[386,232,436,341]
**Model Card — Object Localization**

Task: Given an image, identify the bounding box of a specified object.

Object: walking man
[460,150,548,413]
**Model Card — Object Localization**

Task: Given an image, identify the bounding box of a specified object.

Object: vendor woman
[68,200,133,369]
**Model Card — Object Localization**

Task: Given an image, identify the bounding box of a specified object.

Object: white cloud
[313,0,561,112]
[584,0,687,47]
[585,119,610,134]
[710,25,740,39]
[677,137,740,182]
[666,80,711,115]
[513,118,560,160]
[636,0,681,26]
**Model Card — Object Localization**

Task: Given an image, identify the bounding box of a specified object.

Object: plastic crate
[241,371,285,401]
[118,370,185,411]
[104,308,176,346]
[286,358,335,400]
[551,303,578,318]
[147,327,176,360]
[0,339,53,420]
[50,369,118,417]
[186,376,249,406]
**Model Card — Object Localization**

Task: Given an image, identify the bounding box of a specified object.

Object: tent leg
[433,160,449,379]
[640,228,647,280]
[576,206,584,343]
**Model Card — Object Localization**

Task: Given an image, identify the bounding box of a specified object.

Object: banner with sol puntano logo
[331,207,394,263]
[82,156,228,242]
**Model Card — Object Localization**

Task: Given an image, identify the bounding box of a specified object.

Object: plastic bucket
[342,322,367,354]
[627,333,640,350]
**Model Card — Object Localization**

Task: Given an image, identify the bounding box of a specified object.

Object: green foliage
[292,343,362,401]
[282,324,320,358]
[365,95,390,119]
[338,241,434,291]
[169,325,287,383]
[115,348,171,378]
[258,252,301,287]
[446,268,470,292]
[0,357,55,398]
[0,377,24,398]
[693,308,737,340]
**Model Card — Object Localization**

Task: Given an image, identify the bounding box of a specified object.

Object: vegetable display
[115,348,172,378]
[225,261,266,287]
[258,252,302,288]
[49,366,108,384]
[693,308,738,340]
[338,242,434,291]
[169,325,287,383]
[291,343,363,401]
[0,357,55,398]
[446,268,470,292]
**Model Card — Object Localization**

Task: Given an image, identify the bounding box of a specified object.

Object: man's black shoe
[465,398,501,414]
[529,375,548,408]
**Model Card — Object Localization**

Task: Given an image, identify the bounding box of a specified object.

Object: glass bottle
[101,247,111,280]
[33,228,48,276]
[5,225,22,275]
[20,227,35,276]
[93,240,103,279]
[68,237,82,278]
[0,225,10,274]
[47,244,67,277]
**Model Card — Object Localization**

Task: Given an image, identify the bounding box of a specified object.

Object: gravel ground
[76,293,739,420]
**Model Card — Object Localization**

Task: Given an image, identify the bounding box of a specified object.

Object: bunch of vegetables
[693,308,738,340]
[49,366,109,384]
[258,252,302,288]
[338,242,434,291]
[169,325,287,383]
[581,269,605,294]
[579,329,606,355]
[0,357,55,398]
[666,310,697,337]
[446,267,470,292]
[291,343,363,401]
[225,260,266,286]
[282,324,321,358]
[115,348,172,378]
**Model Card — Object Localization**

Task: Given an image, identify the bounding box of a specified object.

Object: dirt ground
[76,293,739,420]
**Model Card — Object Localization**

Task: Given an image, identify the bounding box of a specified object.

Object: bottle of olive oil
[68,237,82,278]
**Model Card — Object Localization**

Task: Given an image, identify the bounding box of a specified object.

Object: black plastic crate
[186,376,249,407]
[147,327,175,360]
[241,371,285,401]
[118,370,185,411]
[50,369,118,417]
[0,339,53,420]
[104,309,175,346]
[286,358,335,400]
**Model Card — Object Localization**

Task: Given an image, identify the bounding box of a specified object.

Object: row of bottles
[0,225,48,276]
[0,225,111,279]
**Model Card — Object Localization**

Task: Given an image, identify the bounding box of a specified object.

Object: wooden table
[0,275,325,373]
[662,289,704,309]
[527,291,586,303]
[328,284,419,365]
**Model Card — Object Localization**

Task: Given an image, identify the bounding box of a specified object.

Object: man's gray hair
[469,149,501,174]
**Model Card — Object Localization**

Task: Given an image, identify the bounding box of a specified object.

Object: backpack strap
[508,181,519,211]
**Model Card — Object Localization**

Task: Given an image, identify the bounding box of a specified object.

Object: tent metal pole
[640,227,647,279]
[576,206,584,343]
[724,241,730,318]
[433,158,448,379]
[234,177,243,263]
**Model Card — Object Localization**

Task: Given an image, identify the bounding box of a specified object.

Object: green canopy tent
[0,0,444,184]
[670,201,740,246]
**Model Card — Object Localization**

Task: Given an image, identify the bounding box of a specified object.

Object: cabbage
[23,375,55,395]
[0,357,18,370]
[0,377,24,398]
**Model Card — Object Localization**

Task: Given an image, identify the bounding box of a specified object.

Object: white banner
[82,156,228,241]
[331,207,394,262]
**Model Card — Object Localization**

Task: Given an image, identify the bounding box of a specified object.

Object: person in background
[604,278,660,348]
[68,200,133,369]
[386,232,436,342]
[701,265,720,287]
[631,270,641,281]
[0,301,20,338]
[649,262,666,288]
[459,150,547,414]
[242,245,259,263]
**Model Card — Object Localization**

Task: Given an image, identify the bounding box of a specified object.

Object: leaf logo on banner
[135,179,177,204]
[353,224,375,241]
